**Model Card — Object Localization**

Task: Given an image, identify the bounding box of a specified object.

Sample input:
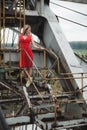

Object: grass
[74,49,87,60]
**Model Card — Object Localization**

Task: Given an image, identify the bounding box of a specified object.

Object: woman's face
[25,27,31,35]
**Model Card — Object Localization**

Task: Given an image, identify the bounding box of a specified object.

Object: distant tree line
[69,41,87,60]
[69,41,87,49]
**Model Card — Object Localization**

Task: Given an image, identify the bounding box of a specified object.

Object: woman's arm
[16,36,20,49]
[16,44,19,49]
[31,38,44,50]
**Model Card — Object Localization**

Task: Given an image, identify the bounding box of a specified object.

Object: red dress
[18,34,33,68]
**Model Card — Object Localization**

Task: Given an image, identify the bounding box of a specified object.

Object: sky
[50,0,87,41]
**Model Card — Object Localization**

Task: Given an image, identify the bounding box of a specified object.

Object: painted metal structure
[0,0,87,130]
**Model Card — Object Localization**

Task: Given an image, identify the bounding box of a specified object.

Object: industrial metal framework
[0,1,87,130]
[0,0,25,48]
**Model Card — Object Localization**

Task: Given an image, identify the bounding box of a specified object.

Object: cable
[50,1,87,27]
[50,1,87,17]
[56,15,87,28]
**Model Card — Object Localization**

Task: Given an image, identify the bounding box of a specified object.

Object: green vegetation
[74,49,87,59]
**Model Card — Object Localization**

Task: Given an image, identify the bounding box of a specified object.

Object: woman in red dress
[17,24,44,86]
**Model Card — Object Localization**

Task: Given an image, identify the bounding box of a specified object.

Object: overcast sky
[50,0,87,41]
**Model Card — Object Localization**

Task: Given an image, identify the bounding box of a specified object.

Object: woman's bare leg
[28,67,32,76]
[24,67,32,87]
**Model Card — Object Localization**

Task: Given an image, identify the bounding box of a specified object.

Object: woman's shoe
[26,77,32,87]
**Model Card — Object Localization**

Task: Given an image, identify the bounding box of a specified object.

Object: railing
[0,47,87,100]
[0,48,87,130]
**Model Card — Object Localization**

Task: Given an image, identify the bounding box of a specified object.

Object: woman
[17,24,44,86]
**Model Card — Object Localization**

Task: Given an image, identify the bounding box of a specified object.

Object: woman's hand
[40,47,45,50]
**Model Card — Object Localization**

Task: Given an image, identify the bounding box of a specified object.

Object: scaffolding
[0,0,25,48]
[0,0,26,72]
[0,1,87,130]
